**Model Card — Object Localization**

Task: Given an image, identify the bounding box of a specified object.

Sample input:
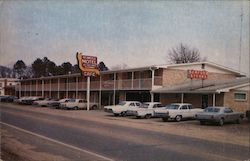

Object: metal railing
[19,77,162,91]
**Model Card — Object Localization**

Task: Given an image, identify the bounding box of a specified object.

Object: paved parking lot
[1,102,250,161]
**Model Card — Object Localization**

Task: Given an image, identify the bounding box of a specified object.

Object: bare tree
[111,63,129,70]
[168,43,205,64]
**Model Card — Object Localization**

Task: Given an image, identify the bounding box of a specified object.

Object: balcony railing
[19,77,162,91]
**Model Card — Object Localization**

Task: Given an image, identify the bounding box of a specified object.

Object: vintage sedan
[195,106,244,126]
[33,98,59,107]
[126,102,164,119]
[104,101,142,116]
[154,103,203,122]
[60,99,98,110]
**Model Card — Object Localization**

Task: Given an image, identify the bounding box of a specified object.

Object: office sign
[76,52,100,77]
[187,70,208,79]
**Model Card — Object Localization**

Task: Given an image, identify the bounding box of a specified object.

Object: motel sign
[76,52,100,77]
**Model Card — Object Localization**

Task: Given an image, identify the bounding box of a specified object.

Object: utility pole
[239,5,243,72]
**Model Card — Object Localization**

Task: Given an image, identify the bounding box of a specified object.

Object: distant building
[17,62,249,113]
[0,78,19,96]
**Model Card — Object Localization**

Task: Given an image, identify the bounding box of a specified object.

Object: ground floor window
[234,92,247,101]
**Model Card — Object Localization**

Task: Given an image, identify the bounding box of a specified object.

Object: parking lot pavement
[1,103,249,147]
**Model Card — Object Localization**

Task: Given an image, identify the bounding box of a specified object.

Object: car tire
[218,118,224,126]
[236,117,242,124]
[91,105,97,110]
[200,121,205,125]
[121,112,127,117]
[162,117,168,122]
[175,115,182,122]
[145,114,151,119]
[114,113,119,117]
[74,106,78,110]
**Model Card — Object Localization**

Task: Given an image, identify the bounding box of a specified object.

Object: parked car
[126,102,164,119]
[33,98,59,107]
[195,106,244,126]
[0,95,17,102]
[154,103,203,122]
[60,99,98,110]
[104,101,142,116]
[14,97,29,104]
[48,98,72,108]
[22,97,44,105]
[246,110,250,122]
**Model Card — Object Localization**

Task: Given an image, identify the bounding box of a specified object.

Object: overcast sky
[0,0,249,75]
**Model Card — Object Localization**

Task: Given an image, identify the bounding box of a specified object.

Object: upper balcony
[18,76,162,91]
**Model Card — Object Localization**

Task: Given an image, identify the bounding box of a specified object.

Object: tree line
[1,43,205,79]
[1,57,108,79]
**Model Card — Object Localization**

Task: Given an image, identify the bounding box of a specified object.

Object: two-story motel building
[17,62,249,113]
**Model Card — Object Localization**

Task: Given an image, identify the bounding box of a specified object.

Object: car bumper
[196,118,220,123]
[126,110,138,116]
[104,109,113,113]
[154,113,169,118]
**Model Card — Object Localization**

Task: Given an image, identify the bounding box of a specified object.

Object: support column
[36,80,38,96]
[113,73,116,105]
[99,75,102,109]
[66,78,69,98]
[24,83,26,96]
[76,77,78,99]
[181,93,184,103]
[42,80,44,98]
[19,82,21,98]
[57,78,60,99]
[151,92,154,102]
[131,71,134,89]
[151,69,155,102]
[49,79,51,98]
[213,93,216,106]
[29,82,32,96]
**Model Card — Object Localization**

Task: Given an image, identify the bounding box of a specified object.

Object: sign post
[87,76,90,111]
[76,52,100,111]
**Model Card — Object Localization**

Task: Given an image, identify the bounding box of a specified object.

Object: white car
[60,99,98,110]
[14,97,29,104]
[48,98,72,108]
[127,102,164,119]
[104,101,142,116]
[154,103,203,122]
[33,98,59,107]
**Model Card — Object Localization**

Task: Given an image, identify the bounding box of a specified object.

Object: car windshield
[204,107,220,113]
[118,101,127,106]
[165,104,179,110]
[68,99,75,102]
[141,103,149,108]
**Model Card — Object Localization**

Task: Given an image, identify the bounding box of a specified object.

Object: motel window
[234,92,247,101]
[127,72,132,79]
[109,74,114,80]
[0,83,2,87]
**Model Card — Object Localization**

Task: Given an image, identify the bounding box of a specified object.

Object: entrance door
[201,95,208,109]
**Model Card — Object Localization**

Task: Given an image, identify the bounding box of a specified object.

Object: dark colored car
[246,110,250,122]
[47,98,71,109]
[195,106,244,126]
[0,95,17,102]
